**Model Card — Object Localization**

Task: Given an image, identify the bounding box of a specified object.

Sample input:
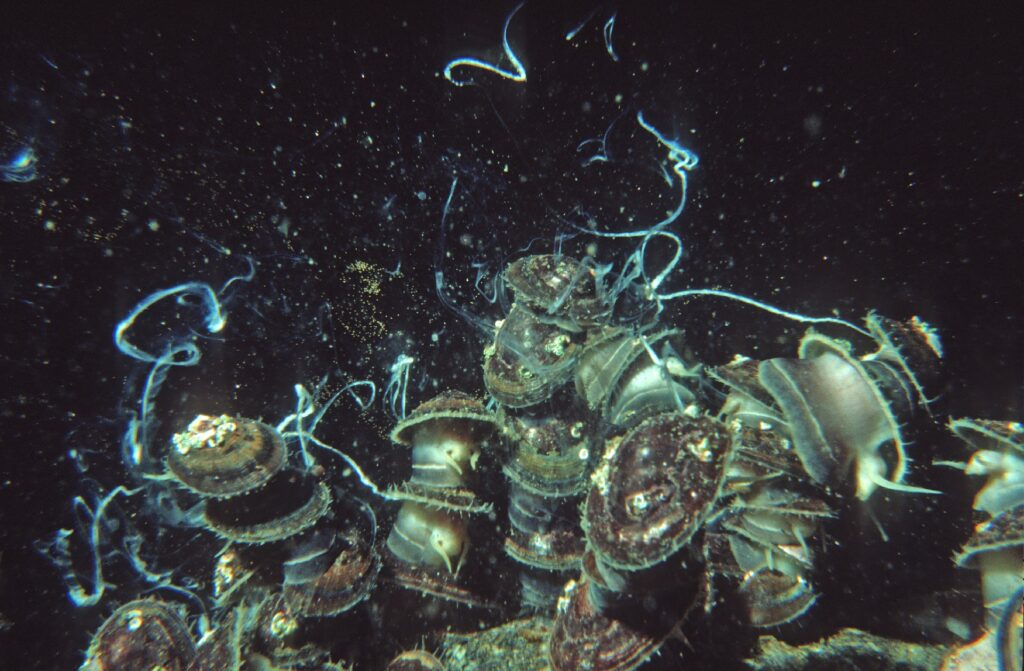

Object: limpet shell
[504,254,610,329]
[583,414,734,570]
[81,599,196,671]
[167,415,286,498]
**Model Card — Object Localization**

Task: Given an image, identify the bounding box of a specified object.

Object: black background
[1,2,1021,669]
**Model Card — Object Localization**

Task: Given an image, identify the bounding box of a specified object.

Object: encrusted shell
[584,414,734,570]
[204,476,332,544]
[81,599,196,671]
[284,528,381,617]
[548,578,662,671]
[484,305,579,407]
[166,415,286,498]
[390,391,497,447]
[504,254,610,329]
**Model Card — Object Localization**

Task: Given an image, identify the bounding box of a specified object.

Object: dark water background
[0,2,1021,669]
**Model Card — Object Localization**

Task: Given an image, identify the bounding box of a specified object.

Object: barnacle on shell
[167,415,286,498]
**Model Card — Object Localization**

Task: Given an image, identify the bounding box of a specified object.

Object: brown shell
[205,476,332,544]
[548,579,662,671]
[390,391,497,447]
[505,525,585,571]
[504,254,610,329]
[82,599,196,671]
[384,554,496,610]
[503,414,591,497]
[739,570,817,627]
[167,416,286,498]
[483,305,579,407]
[284,528,381,617]
[584,415,734,570]
[386,650,446,671]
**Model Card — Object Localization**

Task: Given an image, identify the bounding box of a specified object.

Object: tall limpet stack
[168,413,379,667]
[949,419,1024,628]
[384,391,497,605]
[485,254,611,609]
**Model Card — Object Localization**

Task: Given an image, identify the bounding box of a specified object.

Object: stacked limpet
[754,316,942,502]
[167,414,331,543]
[949,418,1024,630]
[712,402,833,628]
[486,254,624,610]
[703,313,942,628]
[385,392,497,602]
[283,525,380,618]
[503,413,591,609]
[575,328,703,428]
[169,414,379,645]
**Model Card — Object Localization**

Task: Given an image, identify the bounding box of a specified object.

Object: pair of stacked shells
[706,313,943,628]
[482,255,614,608]
[384,392,498,604]
[947,418,1024,638]
[548,412,736,671]
[167,414,379,623]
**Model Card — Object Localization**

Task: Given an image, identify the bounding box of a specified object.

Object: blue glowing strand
[661,288,872,336]
[1,146,39,183]
[571,111,869,336]
[115,264,255,470]
[444,3,527,86]
[433,177,497,334]
[383,354,415,420]
[114,283,226,363]
[36,486,142,607]
[603,13,619,62]
[565,9,598,41]
[278,382,378,469]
